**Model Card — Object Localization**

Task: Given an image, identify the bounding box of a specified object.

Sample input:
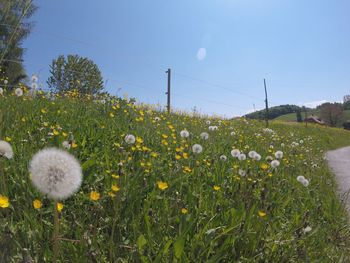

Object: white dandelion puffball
[270,160,280,169]
[275,151,283,159]
[206,120,211,125]
[0,140,14,159]
[192,144,203,154]
[239,169,246,177]
[31,75,38,83]
[238,153,247,161]
[231,149,240,158]
[297,175,305,183]
[208,126,218,131]
[31,82,38,90]
[230,131,236,136]
[62,141,71,149]
[29,148,82,200]
[15,88,23,97]
[200,132,209,140]
[254,154,262,161]
[154,117,160,122]
[124,134,136,144]
[220,155,227,161]
[4,80,8,85]
[248,151,257,159]
[302,179,310,187]
[180,130,190,138]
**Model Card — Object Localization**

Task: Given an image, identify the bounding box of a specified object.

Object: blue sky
[23,0,350,117]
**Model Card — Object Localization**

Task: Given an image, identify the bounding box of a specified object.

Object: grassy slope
[274,110,350,123]
[1,94,350,262]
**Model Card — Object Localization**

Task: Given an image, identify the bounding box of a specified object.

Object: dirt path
[326,146,350,209]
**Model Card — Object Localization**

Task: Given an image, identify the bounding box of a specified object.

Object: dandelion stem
[53,201,60,263]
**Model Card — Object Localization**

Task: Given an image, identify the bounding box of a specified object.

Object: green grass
[274,109,350,124]
[1,93,350,262]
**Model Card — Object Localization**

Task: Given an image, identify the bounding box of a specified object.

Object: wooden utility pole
[304,106,308,127]
[166,68,171,113]
[264,79,269,128]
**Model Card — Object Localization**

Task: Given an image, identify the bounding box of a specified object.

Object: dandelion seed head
[270,160,280,168]
[15,88,23,97]
[0,140,13,159]
[200,132,209,140]
[238,153,247,161]
[180,130,190,138]
[231,149,240,158]
[29,148,82,200]
[275,151,283,159]
[248,151,257,159]
[220,155,227,161]
[192,144,203,154]
[239,169,246,177]
[31,75,38,83]
[254,154,262,161]
[297,175,305,183]
[124,134,136,144]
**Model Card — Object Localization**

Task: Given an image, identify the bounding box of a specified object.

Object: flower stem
[53,201,60,263]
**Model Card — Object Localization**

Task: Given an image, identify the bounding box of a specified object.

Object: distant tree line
[245,104,306,120]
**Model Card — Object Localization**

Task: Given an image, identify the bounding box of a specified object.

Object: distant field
[274,110,350,124]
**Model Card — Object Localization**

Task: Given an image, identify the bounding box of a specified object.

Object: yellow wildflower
[213,185,221,191]
[33,199,42,209]
[0,194,9,208]
[111,184,120,192]
[57,202,64,212]
[90,191,100,201]
[181,208,188,214]
[258,210,267,217]
[157,181,168,190]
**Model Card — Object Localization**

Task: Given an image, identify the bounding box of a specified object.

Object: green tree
[319,102,344,127]
[47,55,104,95]
[0,0,37,86]
[296,109,303,122]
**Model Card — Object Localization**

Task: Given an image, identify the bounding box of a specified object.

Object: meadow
[1,89,350,262]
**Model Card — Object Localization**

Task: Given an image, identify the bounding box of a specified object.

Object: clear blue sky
[23,0,350,117]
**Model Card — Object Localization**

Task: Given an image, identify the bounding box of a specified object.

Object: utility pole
[166,68,171,113]
[304,106,308,127]
[264,78,269,128]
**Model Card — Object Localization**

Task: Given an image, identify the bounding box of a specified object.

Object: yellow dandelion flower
[57,202,64,212]
[175,155,182,160]
[213,185,221,191]
[4,136,11,142]
[111,174,120,179]
[90,191,100,201]
[108,191,116,197]
[258,210,267,217]
[181,208,188,214]
[71,142,78,148]
[62,132,68,137]
[111,184,120,192]
[109,112,115,117]
[183,152,189,159]
[33,199,42,209]
[260,164,269,170]
[157,181,168,190]
[53,129,59,136]
[0,194,9,208]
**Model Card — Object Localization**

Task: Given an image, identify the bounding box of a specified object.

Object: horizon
[23,0,350,117]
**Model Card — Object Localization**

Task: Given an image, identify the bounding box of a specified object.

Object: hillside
[274,110,350,125]
[1,91,350,261]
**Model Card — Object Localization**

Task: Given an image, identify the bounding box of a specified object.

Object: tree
[47,55,104,95]
[319,103,344,127]
[0,0,37,86]
[296,109,302,122]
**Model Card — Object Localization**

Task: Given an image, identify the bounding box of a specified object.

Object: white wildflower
[238,153,246,161]
[31,82,38,90]
[270,160,280,169]
[206,120,211,125]
[31,75,38,83]
[275,151,283,159]
[297,176,305,183]
[200,132,209,140]
[230,131,236,136]
[154,117,160,122]
[208,126,218,131]
[180,130,190,138]
[62,141,71,150]
[248,151,257,159]
[231,149,240,158]
[220,155,227,161]
[124,134,136,144]
[29,148,83,200]
[192,144,203,154]
[254,154,262,161]
[3,80,8,85]
[238,169,246,177]
[15,88,23,97]
[0,140,14,159]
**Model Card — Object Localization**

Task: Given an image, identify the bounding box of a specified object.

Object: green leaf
[81,158,95,170]
[174,237,185,259]
[137,234,148,253]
